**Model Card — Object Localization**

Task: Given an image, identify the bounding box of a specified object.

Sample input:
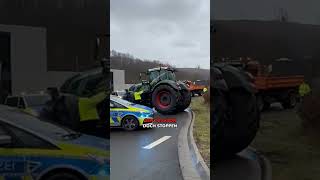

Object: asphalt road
[212,105,283,180]
[212,148,264,180]
[110,110,192,180]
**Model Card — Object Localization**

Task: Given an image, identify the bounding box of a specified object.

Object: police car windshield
[24,95,50,107]
[0,106,79,141]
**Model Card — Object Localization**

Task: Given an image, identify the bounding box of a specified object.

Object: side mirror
[0,135,12,146]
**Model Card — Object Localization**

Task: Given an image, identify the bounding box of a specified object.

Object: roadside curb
[189,111,210,180]
[178,109,210,180]
[248,147,272,180]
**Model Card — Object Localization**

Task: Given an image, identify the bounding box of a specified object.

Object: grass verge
[191,96,210,168]
[251,106,320,180]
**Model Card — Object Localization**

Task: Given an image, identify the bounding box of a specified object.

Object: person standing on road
[299,81,311,98]
[297,81,311,117]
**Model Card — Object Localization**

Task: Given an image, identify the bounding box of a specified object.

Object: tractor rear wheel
[213,88,260,160]
[152,85,178,114]
[176,89,191,112]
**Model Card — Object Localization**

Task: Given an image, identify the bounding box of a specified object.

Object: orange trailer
[229,60,305,111]
[184,80,208,97]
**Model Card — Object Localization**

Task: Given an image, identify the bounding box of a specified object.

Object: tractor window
[149,71,160,82]
[61,77,84,96]
[166,71,175,81]
[83,75,106,97]
[60,74,81,92]
[159,70,175,81]
[71,79,83,95]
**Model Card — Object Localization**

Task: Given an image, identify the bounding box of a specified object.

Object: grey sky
[111,0,210,69]
[212,0,320,25]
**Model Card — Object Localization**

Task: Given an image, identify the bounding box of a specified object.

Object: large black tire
[213,88,260,160]
[44,172,83,180]
[212,88,228,160]
[152,85,178,114]
[176,89,191,112]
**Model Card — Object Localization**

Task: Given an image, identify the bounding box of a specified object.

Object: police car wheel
[122,116,139,131]
[45,172,83,180]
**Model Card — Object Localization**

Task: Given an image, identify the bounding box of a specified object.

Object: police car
[0,105,109,180]
[4,93,50,117]
[110,95,154,130]
[110,90,126,99]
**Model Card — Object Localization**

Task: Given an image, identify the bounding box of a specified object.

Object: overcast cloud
[212,0,320,25]
[111,0,210,69]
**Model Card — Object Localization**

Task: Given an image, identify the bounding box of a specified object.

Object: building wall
[0,0,109,96]
[0,0,109,71]
[0,24,77,95]
[111,69,132,91]
[0,24,47,94]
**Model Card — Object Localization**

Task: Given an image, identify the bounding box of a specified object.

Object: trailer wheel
[152,85,178,114]
[257,95,270,112]
[257,95,264,112]
[282,91,298,109]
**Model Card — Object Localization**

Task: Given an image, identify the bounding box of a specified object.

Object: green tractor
[38,37,109,138]
[124,67,191,114]
[41,66,108,137]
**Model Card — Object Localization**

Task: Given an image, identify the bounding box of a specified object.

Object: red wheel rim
[156,91,171,109]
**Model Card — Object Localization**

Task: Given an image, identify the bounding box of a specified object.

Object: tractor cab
[140,67,176,85]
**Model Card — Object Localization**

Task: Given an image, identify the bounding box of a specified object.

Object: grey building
[0,0,109,102]
[110,69,132,91]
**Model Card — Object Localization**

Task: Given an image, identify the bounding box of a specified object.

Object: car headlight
[97,164,110,176]
[140,112,153,118]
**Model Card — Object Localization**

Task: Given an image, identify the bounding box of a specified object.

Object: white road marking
[143,136,172,149]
